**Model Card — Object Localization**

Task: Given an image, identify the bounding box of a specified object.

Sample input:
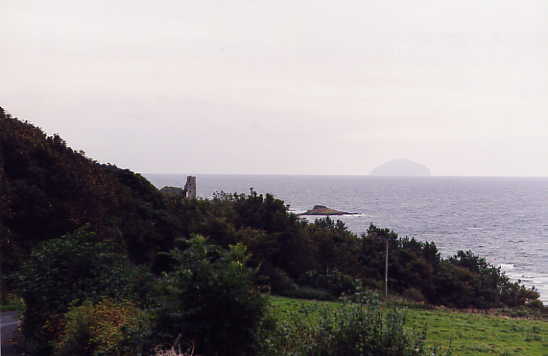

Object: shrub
[256,304,316,356]
[403,288,425,303]
[299,269,360,297]
[0,292,25,311]
[267,267,298,293]
[154,235,268,356]
[53,298,151,356]
[525,299,545,310]
[280,286,335,301]
[257,296,436,356]
[431,250,542,308]
[16,227,143,354]
[310,306,427,356]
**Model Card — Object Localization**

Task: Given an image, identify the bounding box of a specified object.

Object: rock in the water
[370,159,431,177]
[299,205,354,216]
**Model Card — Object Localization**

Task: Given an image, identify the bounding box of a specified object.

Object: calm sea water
[145,174,548,304]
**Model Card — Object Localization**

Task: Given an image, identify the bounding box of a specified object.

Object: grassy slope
[406,308,547,356]
[270,296,548,356]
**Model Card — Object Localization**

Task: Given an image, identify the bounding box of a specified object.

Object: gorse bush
[53,298,151,356]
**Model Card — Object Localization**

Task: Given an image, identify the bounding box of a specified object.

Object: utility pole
[385,238,389,298]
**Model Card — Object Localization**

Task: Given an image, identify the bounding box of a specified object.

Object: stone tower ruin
[183,176,197,199]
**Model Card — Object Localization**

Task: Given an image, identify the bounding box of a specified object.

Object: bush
[0,292,25,311]
[525,299,545,310]
[279,286,335,301]
[257,296,439,356]
[16,227,143,354]
[310,306,427,356]
[431,250,542,308]
[403,288,425,303]
[266,267,298,293]
[53,298,151,356]
[154,235,268,356]
[299,269,360,297]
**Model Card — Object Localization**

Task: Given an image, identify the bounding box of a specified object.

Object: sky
[1,0,547,176]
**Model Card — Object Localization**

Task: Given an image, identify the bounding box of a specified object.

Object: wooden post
[385,238,389,298]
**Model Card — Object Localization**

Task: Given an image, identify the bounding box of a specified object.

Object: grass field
[270,296,548,356]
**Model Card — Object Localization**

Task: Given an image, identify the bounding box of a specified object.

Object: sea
[145,174,548,305]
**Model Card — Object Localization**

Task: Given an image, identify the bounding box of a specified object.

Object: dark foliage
[360,226,540,308]
[360,225,439,300]
[298,269,360,297]
[155,236,268,356]
[16,228,146,354]
[0,108,180,283]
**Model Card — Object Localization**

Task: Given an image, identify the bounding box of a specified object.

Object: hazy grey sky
[2,0,547,176]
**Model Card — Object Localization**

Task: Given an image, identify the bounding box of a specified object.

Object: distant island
[370,159,431,177]
[298,205,355,216]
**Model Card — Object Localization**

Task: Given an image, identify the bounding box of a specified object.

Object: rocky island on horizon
[370,159,431,177]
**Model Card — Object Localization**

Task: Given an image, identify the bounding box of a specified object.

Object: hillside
[0,107,179,276]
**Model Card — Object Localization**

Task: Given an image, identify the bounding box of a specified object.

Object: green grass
[405,307,547,356]
[0,304,23,312]
[270,296,548,356]
[0,294,25,312]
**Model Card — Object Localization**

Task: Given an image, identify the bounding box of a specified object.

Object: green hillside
[0,107,181,276]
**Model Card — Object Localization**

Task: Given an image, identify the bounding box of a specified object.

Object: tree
[155,235,268,356]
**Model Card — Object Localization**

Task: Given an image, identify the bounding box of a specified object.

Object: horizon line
[141,172,548,179]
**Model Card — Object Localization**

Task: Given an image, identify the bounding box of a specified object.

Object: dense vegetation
[0,107,544,355]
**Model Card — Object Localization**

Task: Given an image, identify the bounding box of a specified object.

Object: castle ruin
[183,176,197,199]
